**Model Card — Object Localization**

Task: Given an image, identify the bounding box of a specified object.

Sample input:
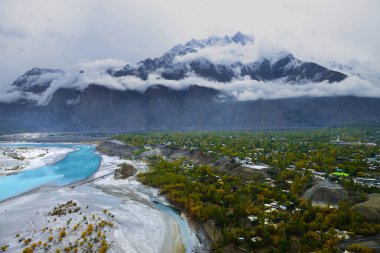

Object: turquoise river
[0,143,196,252]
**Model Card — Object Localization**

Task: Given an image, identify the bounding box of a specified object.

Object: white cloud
[0,0,379,104]
[2,57,379,105]
[0,0,379,87]
[173,38,295,66]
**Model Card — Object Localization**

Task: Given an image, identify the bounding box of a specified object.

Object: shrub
[0,245,9,252]
[23,248,33,253]
[347,244,375,253]
[87,224,93,235]
[99,240,109,253]
[59,231,66,238]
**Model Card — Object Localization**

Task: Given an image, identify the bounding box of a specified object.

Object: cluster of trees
[117,127,380,251]
[117,127,380,178]
[138,158,380,252]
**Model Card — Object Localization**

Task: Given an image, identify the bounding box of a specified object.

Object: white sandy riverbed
[0,145,74,176]
[0,152,185,253]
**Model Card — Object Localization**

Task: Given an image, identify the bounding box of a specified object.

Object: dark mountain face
[112,52,347,84]
[112,53,346,84]
[109,64,150,80]
[189,59,235,82]
[1,84,380,133]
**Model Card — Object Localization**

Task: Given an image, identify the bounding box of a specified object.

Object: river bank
[0,144,74,176]
[97,140,212,252]
[0,143,196,252]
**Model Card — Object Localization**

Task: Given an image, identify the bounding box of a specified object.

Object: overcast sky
[0,0,379,87]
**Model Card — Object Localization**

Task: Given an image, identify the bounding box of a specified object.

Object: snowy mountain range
[8,32,348,101]
[0,32,379,132]
[108,32,346,83]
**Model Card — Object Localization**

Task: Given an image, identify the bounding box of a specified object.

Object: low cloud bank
[1,58,379,106]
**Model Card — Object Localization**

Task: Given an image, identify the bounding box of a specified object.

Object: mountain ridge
[109,32,346,83]
[0,32,378,133]
[9,32,347,100]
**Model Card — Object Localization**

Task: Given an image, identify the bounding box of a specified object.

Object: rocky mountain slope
[1,83,380,132]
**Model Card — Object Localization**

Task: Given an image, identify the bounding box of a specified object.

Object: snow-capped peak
[150,32,255,68]
[16,68,62,80]
[11,68,64,93]
[231,31,255,45]
[183,32,254,49]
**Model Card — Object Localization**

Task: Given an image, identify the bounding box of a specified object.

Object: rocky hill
[303,180,351,206]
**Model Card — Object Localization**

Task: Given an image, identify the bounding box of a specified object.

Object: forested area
[117,126,380,252]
